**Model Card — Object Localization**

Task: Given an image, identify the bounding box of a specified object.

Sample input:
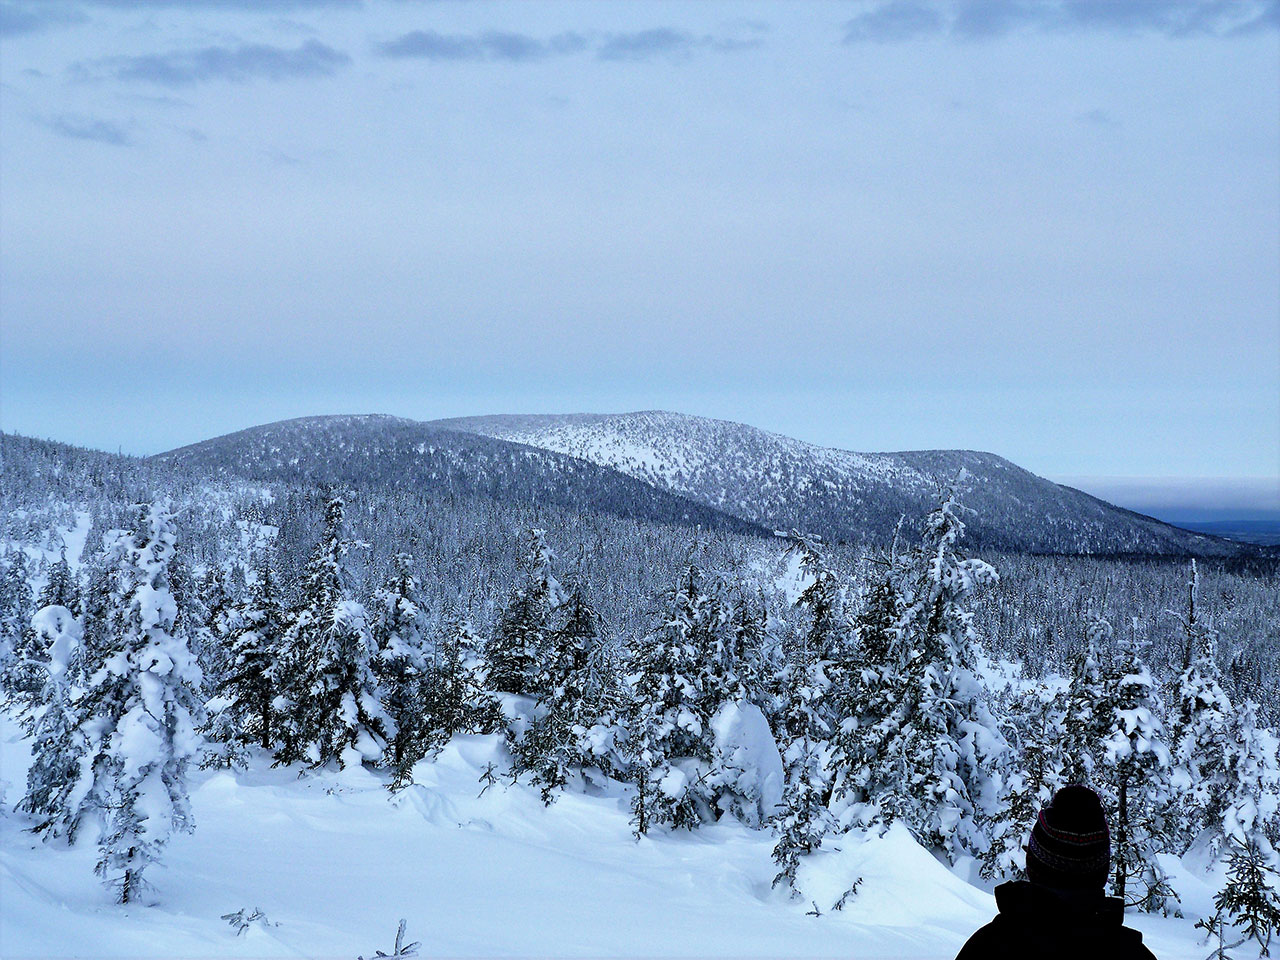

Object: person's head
[1025,785,1111,894]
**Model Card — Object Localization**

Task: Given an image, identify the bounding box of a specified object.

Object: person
[955,784,1157,959]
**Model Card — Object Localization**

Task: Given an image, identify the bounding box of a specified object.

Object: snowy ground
[0,715,1214,959]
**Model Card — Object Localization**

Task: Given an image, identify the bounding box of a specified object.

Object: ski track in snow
[0,714,1211,959]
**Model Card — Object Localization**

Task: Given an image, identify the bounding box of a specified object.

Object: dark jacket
[955,880,1157,959]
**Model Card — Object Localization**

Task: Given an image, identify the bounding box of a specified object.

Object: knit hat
[1025,785,1111,891]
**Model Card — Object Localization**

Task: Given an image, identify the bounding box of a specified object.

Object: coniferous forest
[1,423,1278,957]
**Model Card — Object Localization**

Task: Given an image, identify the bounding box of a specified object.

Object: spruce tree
[1097,628,1173,910]
[19,605,89,839]
[1221,700,1280,851]
[1169,624,1234,858]
[831,558,907,820]
[983,683,1069,879]
[772,733,834,897]
[728,589,780,720]
[191,563,234,687]
[0,549,34,659]
[428,617,502,743]
[510,589,618,803]
[274,497,391,769]
[485,529,565,696]
[628,563,718,834]
[0,550,42,713]
[1061,613,1111,787]
[860,488,1007,864]
[771,603,837,897]
[1214,837,1280,957]
[372,554,431,786]
[37,550,79,614]
[77,502,204,903]
[77,555,121,687]
[214,552,285,755]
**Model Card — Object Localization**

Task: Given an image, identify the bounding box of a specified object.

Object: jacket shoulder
[953,919,1007,959]
[953,915,1158,960]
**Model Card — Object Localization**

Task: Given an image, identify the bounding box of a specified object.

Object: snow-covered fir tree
[274,496,391,769]
[727,589,781,721]
[1169,619,1235,859]
[371,554,432,786]
[706,590,785,827]
[628,563,720,834]
[210,551,286,759]
[983,682,1069,879]
[858,487,1007,864]
[38,550,79,613]
[427,616,502,744]
[786,534,850,689]
[1096,625,1174,910]
[1220,700,1280,852]
[75,502,204,903]
[485,528,566,696]
[76,553,122,688]
[510,588,622,803]
[771,584,838,896]
[831,555,906,820]
[1213,837,1280,958]
[0,549,34,661]
[0,549,44,715]
[190,563,235,688]
[1061,611,1112,787]
[19,604,89,839]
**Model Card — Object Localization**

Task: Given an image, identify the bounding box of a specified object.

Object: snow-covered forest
[1,426,1279,958]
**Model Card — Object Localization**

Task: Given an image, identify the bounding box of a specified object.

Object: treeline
[1,489,1278,955]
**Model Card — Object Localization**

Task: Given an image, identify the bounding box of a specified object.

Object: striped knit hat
[1025,785,1111,891]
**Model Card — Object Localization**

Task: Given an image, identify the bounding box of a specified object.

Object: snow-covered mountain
[433,411,1240,555]
[152,415,764,536]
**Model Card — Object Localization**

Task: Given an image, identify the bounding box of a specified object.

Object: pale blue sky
[1,1,1277,509]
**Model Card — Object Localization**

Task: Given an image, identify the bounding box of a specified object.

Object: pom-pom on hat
[1025,785,1111,891]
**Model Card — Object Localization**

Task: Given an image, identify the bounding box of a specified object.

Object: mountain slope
[432,411,1242,555]
[151,415,765,536]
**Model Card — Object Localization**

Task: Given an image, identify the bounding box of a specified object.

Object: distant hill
[151,415,765,536]
[432,411,1249,556]
[1171,520,1280,547]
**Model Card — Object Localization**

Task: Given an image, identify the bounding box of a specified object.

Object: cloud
[597,28,697,60]
[377,27,759,64]
[377,29,587,62]
[44,113,131,145]
[1078,107,1119,127]
[843,1,945,42]
[842,0,1280,42]
[1,0,358,35]
[597,28,761,60]
[81,0,360,8]
[76,39,350,86]
[950,1,1041,40]
[0,1,85,36]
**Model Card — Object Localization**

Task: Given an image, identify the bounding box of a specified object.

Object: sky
[1,0,1277,517]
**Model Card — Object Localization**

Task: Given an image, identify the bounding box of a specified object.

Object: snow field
[0,715,1212,959]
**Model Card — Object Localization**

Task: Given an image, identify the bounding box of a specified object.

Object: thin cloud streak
[376,27,762,64]
[843,0,1280,42]
[74,39,351,86]
[45,113,131,145]
[0,1,85,37]
[377,30,588,62]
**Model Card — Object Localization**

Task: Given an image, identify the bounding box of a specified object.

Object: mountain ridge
[430,410,1251,556]
[7,411,1254,557]
[150,414,766,537]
